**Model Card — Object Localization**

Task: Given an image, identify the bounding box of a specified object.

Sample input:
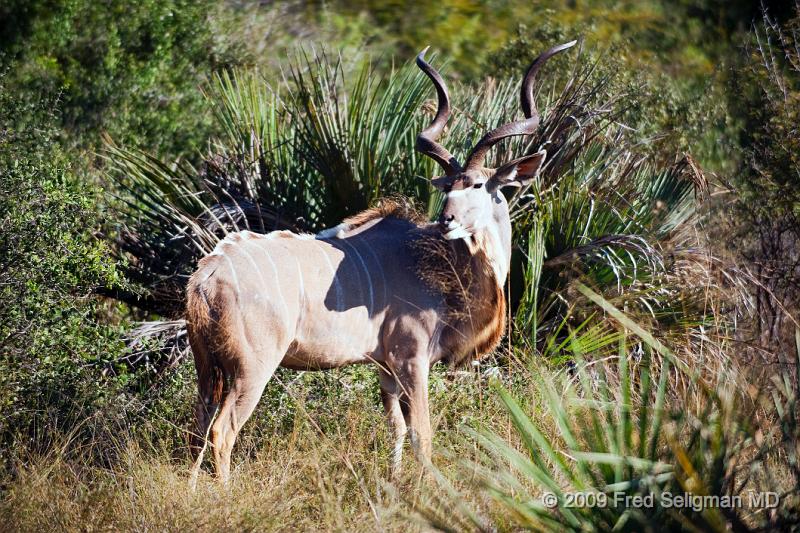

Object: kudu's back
[185,216,443,375]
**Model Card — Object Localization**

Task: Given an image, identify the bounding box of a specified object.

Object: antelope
[186,41,576,485]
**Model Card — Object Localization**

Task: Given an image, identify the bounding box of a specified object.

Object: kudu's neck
[469,193,512,286]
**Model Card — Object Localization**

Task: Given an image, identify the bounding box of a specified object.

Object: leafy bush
[0,79,127,457]
[0,0,249,158]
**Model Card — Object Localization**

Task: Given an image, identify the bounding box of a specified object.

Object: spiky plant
[414,288,800,532]
[103,46,714,371]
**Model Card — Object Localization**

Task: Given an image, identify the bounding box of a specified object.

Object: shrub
[0,78,127,458]
[0,0,249,158]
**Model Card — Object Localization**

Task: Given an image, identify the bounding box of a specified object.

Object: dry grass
[2,335,797,532]
[3,442,397,531]
[0,365,520,532]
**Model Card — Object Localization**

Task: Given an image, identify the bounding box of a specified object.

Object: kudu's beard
[442,221,473,240]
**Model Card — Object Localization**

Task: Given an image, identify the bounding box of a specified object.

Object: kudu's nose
[439,213,455,226]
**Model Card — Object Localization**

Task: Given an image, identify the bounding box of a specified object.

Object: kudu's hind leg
[209,351,283,484]
[188,331,224,491]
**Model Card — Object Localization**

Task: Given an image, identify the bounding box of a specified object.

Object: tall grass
[3,292,796,531]
[414,288,800,532]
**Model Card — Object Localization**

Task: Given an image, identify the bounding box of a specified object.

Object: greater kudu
[186,41,576,485]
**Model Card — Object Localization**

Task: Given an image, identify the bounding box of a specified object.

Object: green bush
[0,80,127,457]
[0,0,249,158]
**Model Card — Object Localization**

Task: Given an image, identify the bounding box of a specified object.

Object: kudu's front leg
[380,355,433,474]
[395,356,432,463]
[380,339,433,477]
[379,370,407,478]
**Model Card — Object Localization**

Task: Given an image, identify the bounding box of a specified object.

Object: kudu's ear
[486,150,546,192]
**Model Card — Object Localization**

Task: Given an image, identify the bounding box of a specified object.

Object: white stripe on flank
[312,241,343,311]
[222,254,241,294]
[294,256,305,301]
[311,239,344,356]
[232,241,271,303]
[248,241,291,321]
[286,255,309,362]
[338,238,374,314]
[358,237,387,309]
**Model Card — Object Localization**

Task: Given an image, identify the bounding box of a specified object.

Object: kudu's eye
[473,183,483,189]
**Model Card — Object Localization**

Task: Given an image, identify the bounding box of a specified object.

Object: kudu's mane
[341,197,428,229]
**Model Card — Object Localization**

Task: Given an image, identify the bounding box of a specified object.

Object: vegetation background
[1,0,799,531]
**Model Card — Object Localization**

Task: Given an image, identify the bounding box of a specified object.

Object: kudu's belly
[280,306,385,370]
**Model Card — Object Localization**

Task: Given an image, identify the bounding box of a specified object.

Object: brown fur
[410,231,506,367]
[185,272,225,452]
[342,196,428,230]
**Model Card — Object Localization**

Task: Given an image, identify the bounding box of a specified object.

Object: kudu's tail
[185,270,225,490]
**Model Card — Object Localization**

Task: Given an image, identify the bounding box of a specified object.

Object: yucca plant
[415,287,800,532]
[103,52,435,317]
[103,45,713,372]
[513,149,708,344]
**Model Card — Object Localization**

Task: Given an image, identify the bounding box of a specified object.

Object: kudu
[186,40,576,485]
